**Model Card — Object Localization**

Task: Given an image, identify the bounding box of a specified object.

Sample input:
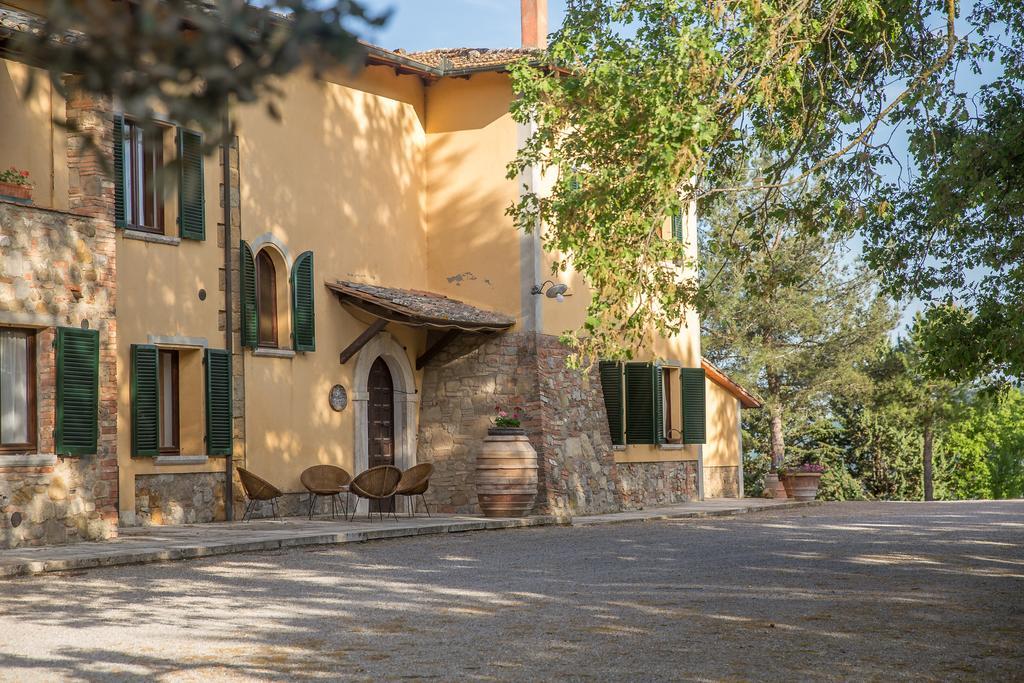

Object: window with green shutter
[681,367,707,444]
[240,240,258,348]
[55,327,99,456]
[291,250,316,352]
[113,114,127,228]
[130,344,160,456]
[204,348,232,455]
[177,127,205,240]
[598,360,625,446]
[671,210,684,242]
[624,362,664,445]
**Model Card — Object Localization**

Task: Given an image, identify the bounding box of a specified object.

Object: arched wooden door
[367,356,395,512]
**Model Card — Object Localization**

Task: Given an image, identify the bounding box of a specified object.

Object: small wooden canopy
[327,280,515,367]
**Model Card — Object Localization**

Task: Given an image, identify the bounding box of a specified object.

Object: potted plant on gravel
[779,462,826,501]
[476,405,538,518]
[0,167,34,203]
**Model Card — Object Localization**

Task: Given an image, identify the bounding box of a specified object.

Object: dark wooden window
[0,328,36,454]
[663,367,677,442]
[256,249,278,347]
[158,349,180,454]
[123,119,166,233]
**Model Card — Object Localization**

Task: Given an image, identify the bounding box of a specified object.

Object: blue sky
[360,0,567,51]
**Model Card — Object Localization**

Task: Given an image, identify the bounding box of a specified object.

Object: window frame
[256,248,279,348]
[123,118,167,234]
[662,366,676,443]
[158,349,180,455]
[0,328,37,455]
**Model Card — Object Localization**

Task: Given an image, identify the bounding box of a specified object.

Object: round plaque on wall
[329,384,348,412]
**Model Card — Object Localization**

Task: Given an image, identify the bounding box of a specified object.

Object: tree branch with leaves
[506,0,956,363]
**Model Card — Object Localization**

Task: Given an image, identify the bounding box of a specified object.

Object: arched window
[256,249,278,347]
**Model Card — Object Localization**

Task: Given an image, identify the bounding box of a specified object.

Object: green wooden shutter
[113,114,127,228]
[130,344,159,456]
[55,327,99,456]
[681,367,707,444]
[625,362,663,445]
[671,210,684,242]
[291,250,316,352]
[240,240,258,347]
[205,348,232,455]
[598,360,625,446]
[177,127,205,240]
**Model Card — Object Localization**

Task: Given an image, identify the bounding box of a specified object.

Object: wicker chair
[300,465,352,520]
[396,463,434,517]
[237,467,284,521]
[348,465,403,521]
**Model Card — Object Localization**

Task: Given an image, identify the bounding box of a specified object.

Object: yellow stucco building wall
[235,66,431,491]
[0,57,68,211]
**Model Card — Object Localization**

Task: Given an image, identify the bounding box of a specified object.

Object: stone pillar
[64,85,120,536]
[218,136,246,519]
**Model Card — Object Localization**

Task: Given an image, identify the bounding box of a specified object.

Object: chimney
[521,0,548,49]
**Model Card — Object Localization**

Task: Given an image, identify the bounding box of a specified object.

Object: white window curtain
[0,330,29,444]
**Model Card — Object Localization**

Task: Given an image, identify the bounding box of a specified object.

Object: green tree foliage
[753,332,1024,502]
[701,182,895,473]
[10,0,387,150]
[507,0,955,362]
[938,390,1024,500]
[863,0,1024,383]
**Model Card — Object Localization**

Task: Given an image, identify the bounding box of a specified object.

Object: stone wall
[416,331,703,517]
[0,87,119,548]
[617,460,699,509]
[0,457,110,547]
[135,472,227,526]
[534,335,620,516]
[219,136,247,520]
[417,332,542,514]
[704,465,740,499]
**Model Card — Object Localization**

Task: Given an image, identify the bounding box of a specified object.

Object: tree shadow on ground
[1,501,1022,681]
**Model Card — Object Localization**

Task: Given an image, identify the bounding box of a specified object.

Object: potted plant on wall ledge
[488,405,524,436]
[476,405,538,518]
[0,167,33,203]
[779,462,825,501]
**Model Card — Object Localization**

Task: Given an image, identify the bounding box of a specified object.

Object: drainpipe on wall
[697,445,705,501]
[737,403,745,499]
[221,114,234,521]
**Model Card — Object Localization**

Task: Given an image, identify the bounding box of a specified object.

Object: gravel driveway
[1,501,1021,681]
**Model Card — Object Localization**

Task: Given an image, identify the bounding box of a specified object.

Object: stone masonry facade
[0,86,119,547]
[135,472,227,526]
[418,332,542,514]
[417,331,700,518]
[219,136,246,521]
[618,461,699,509]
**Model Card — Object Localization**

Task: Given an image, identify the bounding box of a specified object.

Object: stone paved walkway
[0,498,809,578]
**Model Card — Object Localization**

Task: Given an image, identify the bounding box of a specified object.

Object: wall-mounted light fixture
[531,280,572,303]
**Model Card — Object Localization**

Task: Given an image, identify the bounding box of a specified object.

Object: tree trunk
[923,422,934,501]
[769,405,785,472]
[766,371,784,471]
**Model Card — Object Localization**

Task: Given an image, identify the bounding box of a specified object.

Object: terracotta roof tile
[326,280,515,331]
[403,47,540,72]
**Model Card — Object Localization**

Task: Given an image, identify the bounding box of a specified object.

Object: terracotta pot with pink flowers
[0,167,33,203]
[779,463,825,501]
[476,405,538,518]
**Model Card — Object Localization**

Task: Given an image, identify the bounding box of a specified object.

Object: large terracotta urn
[780,472,822,501]
[764,472,788,499]
[475,428,538,517]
